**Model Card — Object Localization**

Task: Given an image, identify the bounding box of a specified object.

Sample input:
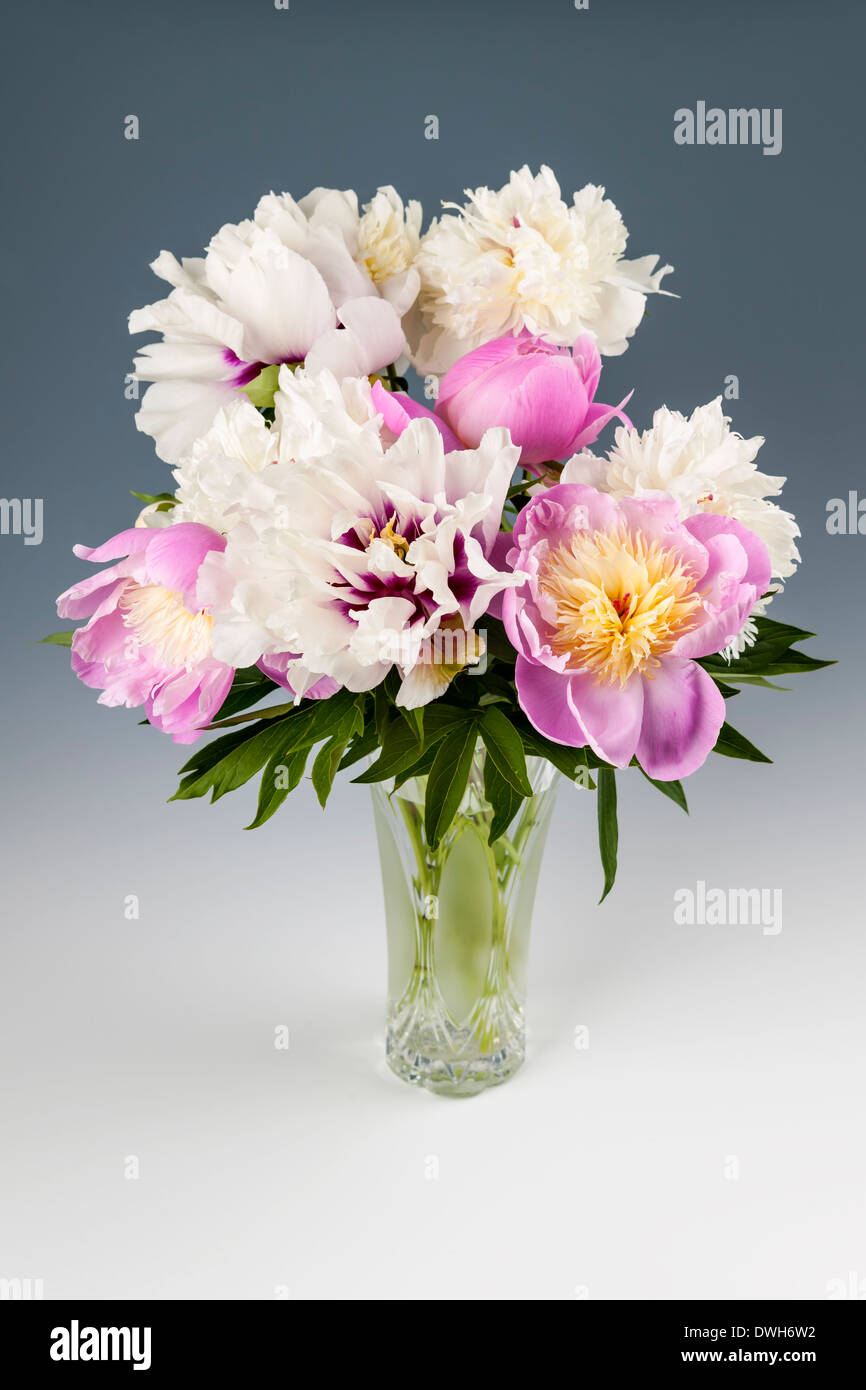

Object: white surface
[2,756,863,1302]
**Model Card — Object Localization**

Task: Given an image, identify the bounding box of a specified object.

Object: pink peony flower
[57,522,236,743]
[435,330,632,473]
[502,485,772,779]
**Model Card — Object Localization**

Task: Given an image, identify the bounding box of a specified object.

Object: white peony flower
[562,398,801,581]
[129,186,421,463]
[171,397,280,534]
[171,371,387,538]
[196,368,522,705]
[356,186,422,305]
[409,165,673,375]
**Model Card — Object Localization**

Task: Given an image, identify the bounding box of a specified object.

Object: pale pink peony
[502,485,771,779]
[57,522,236,743]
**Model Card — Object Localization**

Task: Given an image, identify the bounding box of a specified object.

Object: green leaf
[351,715,431,784]
[173,717,312,803]
[710,676,742,699]
[311,700,365,807]
[246,746,309,829]
[213,665,279,722]
[423,702,481,736]
[312,735,351,808]
[352,704,472,785]
[374,683,391,742]
[478,706,534,797]
[239,363,281,410]
[701,617,833,682]
[173,690,358,803]
[638,766,688,813]
[712,722,772,763]
[337,722,382,772]
[751,617,816,645]
[130,490,177,507]
[398,704,424,744]
[171,719,300,803]
[176,719,269,778]
[206,701,298,728]
[38,631,74,647]
[480,616,518,665]
[596,768,618,903]
[391,745,438,790]
[483,756,523,844]
[513,716,600,785]
[757,652,835,677]
[717,674,790,691]
[424,720,478,847]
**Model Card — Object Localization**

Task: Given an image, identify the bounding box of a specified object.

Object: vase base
[386,1023,524,1097]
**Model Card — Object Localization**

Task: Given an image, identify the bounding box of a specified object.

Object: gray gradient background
[1,0,863,1300]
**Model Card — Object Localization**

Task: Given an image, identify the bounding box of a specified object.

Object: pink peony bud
[436,329,632,473]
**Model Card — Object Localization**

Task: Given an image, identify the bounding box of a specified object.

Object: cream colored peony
[562,398,800,582]
[357,186,422,295]
[409,165,672,375]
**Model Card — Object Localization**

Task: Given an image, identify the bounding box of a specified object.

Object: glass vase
[370,741,559,1096]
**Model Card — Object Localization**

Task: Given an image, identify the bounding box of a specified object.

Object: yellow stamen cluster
[540,527,702,686]
[119,583,214,670]
[369,514,410,562]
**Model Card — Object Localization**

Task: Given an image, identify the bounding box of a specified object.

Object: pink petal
[513,483,620,545]
[571,334,602,399]
[436,333,529,408]
[443,354,586,466]
[72,529,152,564]
[515,656,587,746]
[142,523,225,604]
[148,662,234,741]
[371,381,462,453]
[566,670,644,768]
[568,391,633,452]
[57,569,127,621]
[684,512,772,597]
[636,658,726,780]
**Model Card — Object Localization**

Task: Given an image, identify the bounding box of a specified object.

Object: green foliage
[171,689,363,808]
[483,756,523,844]
[637,766,688,813]
[700,616,834,683]
[163,605,828,901]
[424,719,479,848]
[596,768,618,903]
[130,490,177,511]
[247,746,309,829]
[712,722,773,763]
[213,666,280,722]
[39,631,75,647]
[239,364,281,410]
[477,706,533,796]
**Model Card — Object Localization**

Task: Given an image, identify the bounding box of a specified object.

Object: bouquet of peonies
[50,166,828,896]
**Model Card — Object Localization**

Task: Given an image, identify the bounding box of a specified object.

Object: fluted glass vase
[370,742,559,1096]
